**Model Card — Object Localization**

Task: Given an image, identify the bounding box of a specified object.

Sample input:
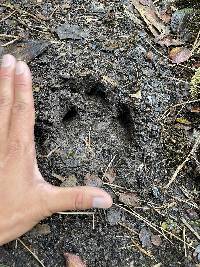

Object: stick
[181,217,200,241]
[165,134,200,189]
[17,238,45,267]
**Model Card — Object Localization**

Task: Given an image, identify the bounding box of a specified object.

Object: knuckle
[7,140,34,156]
[74,191,84,210]
[13,101,28,112]
[15,81,28,90]
[0,71,12,80]
[0,96,12,110]
[7,141,23,155]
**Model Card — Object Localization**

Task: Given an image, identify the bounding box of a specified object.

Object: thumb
[43,185,113,214]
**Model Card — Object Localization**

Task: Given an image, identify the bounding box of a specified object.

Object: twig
[181,217,200,241]
[0,10,16,23]
[57,211,95,215]
[1,38,19,47]
[114,203,171,242]
[46,145,59,158]
[0,33,19,38]
[102,155,116,180]
[183,226,187,257]
[164,134,200,189]
[192,30,200,54]
[17,238,45,267]
[119,222,139,236]
[131,238,154,258]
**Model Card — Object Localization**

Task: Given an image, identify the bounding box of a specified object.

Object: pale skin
[0,54,112,246]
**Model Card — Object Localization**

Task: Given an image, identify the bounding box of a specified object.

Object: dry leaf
[146,51,153,61]
[129,90,142,99]
[64,253,86,267]
[176,117,191,125]
[139,0,152,6]
[104,167,116,183]
[119,192,140,207]
[169,47,192,64]
[84,173,103,187]
[151,235,162,246]
[157,35,183,47]
[191,107,200,113]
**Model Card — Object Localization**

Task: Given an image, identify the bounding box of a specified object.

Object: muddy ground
[0,0,200,267]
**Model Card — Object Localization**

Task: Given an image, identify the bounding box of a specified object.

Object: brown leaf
[119,192,140,207]
[169,47,192,64]
[191,107,200,113]
[151,235,162,246]
[139,0,152,6]
[84,173,103,187]
[104,167,116,183]
[146,51,153,61]
[157,35,183,47]
[64,253,86,267]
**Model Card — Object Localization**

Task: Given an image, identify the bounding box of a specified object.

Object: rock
[119,192,140,207]
[84,173,103,187]
[31,223,51,236]
[90,1,105,13]
[104,167,116,183]
[3,40,49,63]
[139,227,152,248]
[186,209,199,220]
[61,175,77,187]
[171,8,200,42]
[56,24,89,40]
[152,186,160,199]
[195,245,200,255]
[151,235,162,247]
[107,208,123,225]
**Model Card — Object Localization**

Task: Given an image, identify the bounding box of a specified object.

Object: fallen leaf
[119,192,140,207]
[169,47,192,64]
[146,51,153,61]
[151,235,162,246]
[139,0,152,6]
[153,264,162,267]
[176,117,191,125]
[157,35,183,47]
[191,107,200,113]
[52,173,65,182]
[131,0,169,37]
[64,253,86,267]
[104,167,116,183]
[129,90,142,99]
[84,173,103,187]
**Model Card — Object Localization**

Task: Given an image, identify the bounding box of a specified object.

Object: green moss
[190,68,200,99]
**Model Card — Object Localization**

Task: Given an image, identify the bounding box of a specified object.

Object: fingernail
[1,54,15,68]
[93,197,111,208]
[15,61,26,75]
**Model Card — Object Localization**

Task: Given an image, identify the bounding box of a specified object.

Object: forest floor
[0,0,200,267]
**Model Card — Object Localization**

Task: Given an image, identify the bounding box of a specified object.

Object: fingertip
[1,54,16,69]
[92,189,113,209]
[15,61,31,77]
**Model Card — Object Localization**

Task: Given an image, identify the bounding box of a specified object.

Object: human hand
[0,54,112,245]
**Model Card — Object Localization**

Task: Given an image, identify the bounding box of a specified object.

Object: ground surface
[0,1,200,267]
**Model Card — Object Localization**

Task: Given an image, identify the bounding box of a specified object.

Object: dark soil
[0,1,200,267]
